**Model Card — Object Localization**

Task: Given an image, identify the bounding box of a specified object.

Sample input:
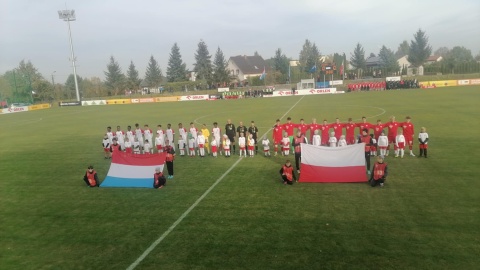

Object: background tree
[273,48,289,83]
[166,43,187,82]
[65,74,84,99]
[442,46,474,74]
[298,39,320,74]
[434,47,450,58]
[408,29,432,67]
[378,45,400,75]
[395,40,410,58]
[212,47,230,86]
[368,52,376,58]
[193,40,213,83]
[144,55,163,88]
[350,43,366,71]
[475,52,480,62]
[126,61,141,91]
[447,46,474,62]
[2,60,47,103]
[0,75,11,102]
[83,77,108,98]
[104,56,125,96]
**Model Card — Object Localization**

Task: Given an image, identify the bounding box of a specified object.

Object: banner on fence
[470,79,480,85]
[1,106,29,114]
[178,94,209,101]
[28,103,52,110]
[218,87,230,92]
[330,80,344,86]
[155,96,179,103]
[59,101,81,107]
[386,76,401,81]
[82,100,107,106]
[272,88,338,97]
[105,99,131,105]
[131,98,155,103]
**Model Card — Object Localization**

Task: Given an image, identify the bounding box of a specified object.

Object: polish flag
[299,143,367,183]
[101,151,166,188]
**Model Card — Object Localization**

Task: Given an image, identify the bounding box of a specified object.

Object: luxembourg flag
[101,151,166,188]
[299,143,367,183]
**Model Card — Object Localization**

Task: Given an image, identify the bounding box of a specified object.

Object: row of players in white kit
[105,126,269,157]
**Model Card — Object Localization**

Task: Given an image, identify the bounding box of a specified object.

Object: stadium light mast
[58,9,80,102]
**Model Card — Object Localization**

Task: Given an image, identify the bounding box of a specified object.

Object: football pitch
[1,86,479,269]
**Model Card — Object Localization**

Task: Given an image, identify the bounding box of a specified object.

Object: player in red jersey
[331,118,344,140]
[296,118,309,136]
[401,116,415,156]
[344,118,356,145]
[385,116,400,156]
[282,117,296,152]
[308,118,321,144]
[320,119,331,146]
[356,116,373,137]
[272,119,283,156]
[373,119,385,141]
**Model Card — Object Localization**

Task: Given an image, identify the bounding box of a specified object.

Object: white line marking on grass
[126,95,306,270]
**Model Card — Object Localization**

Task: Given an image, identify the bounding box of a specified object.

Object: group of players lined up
[101,121,263,158]
[272,115,422,158]
[101,115,428,159]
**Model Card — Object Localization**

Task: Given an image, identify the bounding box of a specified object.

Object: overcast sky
[1,0,479,83]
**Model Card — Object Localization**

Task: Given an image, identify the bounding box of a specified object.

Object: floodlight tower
[58,9,80,101]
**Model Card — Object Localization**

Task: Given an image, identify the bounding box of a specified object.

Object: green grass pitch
[1,86,479,269]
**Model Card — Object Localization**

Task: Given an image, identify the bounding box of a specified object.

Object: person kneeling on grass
[279,160,297,185]
[153,167,166,189]
[369,156,388,187]
[83,165,99,187]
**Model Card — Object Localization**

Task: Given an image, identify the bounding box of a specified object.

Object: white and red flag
[299,143,367,183]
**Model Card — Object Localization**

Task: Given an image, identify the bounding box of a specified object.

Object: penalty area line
[126,95,305,270]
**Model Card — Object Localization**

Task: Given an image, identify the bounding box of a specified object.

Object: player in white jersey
[178,123,187,142]
[211,139,218,157]
[102,134,110,159]
[261,136,271,156]
[281,133,290,156]
[188,133,196,157]
[178,136,186,156]
[189,122,198,152]
[329,132,337,147]
[126,125,135,143]
[165,123,175,150]
[238,133,246,157]
[222,135,231,157]
[115,126,125,149]
[124,137,132,154]
[134,123,144,148]
[377,131,389,157]
[156,124,165,140]
[312,130,321,146]
[247,134,255,157]
[132,137,141,154]
[395,130,406,158]
[144,139,152,154]
[155,133,165,153]
[144,124,153,147]
[418,127,429,158]
[338,135,347,147]
[106,126,114,145]
[197,131,206,157]
[212,122,222,155]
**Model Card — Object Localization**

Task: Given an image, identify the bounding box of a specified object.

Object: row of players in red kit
[271,115,417,157]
